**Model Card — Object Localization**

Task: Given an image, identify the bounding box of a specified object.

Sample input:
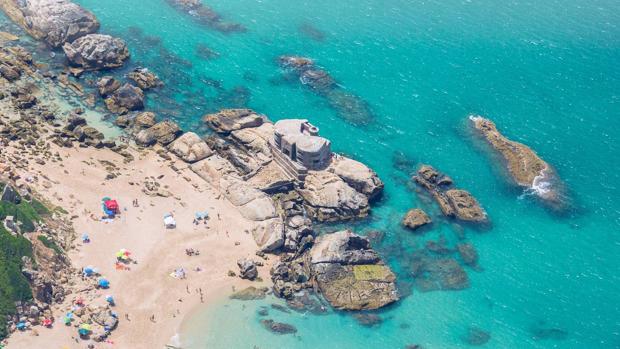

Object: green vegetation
[0,185,51,339]
[37,235,62,255]
[0,225,33,339]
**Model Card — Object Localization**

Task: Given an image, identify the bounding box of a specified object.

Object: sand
[2,141,272,349]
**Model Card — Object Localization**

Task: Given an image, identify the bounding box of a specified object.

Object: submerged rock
[457,243,479,268]
[105,83,144,114]
[164,0,245,33]
[411,254,469,292]
[402,208,431,231]
[260,319,297,335]
[463,327,491,346]
[309,230,399,310]
[229,286,268,300]
[352,313,383,327]
[0,0,99,47]
[63,34,129,71]
[470,116,566,210]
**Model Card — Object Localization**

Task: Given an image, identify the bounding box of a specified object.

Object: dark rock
[127,68,162,90]
[457,243,479,267]
[463,327,491,346]
[260,319,297,335]
[97,76,121,96]
[412,255,469,292]
[352,313,383,327]
[105,84,144,114]
[237,258,258,281]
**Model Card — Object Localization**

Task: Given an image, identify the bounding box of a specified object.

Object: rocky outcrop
[62,34,129,71]
[96,76,121,96]
[168,132,212,163]
[402,209,431,231]
[135,120,181,146]
[457,243,479,268]
[414,165,487,223]
[0,0,99,47]
[164,0,245,33]
[105,83,144,114]
[470,116,565,209]
[330,156,384,201]
[237,258,258,281]
[260,319,297,335]
[229,286,268,300]
[203,109,265,134]
[300,171,369,222]
[410,252,469,292]
[309,230,399,310]
[127,68,163,90]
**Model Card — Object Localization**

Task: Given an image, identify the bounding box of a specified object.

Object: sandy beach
[2,140,272,349]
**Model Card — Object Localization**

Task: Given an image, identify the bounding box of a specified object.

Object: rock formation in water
[62,34,129,72]
[414,165,488,223]
[105,83,145,114]
[127,68,163,90]
[308,230,399,310]
[402,208,432,231]
[278,55,375,126]
[0,0,99,47]
[164,0,245,33]
[469,115,565,210]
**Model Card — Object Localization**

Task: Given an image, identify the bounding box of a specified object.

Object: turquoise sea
[4,0,620,347]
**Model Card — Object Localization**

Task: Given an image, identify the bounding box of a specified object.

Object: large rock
[105,83,144,114]
[203,109,264,134]
[127,68,162,89]
[237,258,258,281]
[402,209,431,231]
[252,218,285,252]
[300,171,369,222]
[96,76,121,96]
[222,179,277,221]
[0,0,99,47]
[470,115,565,209]
[168,132,212,163]
[63,34,129,71]
[330,156,384,201]
[309,230,399,310]
[413,165,488,224]
[135,120,181,146]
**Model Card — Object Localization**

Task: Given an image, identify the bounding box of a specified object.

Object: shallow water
[4,0,620,347]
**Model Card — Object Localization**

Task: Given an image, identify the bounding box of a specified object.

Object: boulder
[444,190,487,223]
[0,0,99,47]
[402,209,431,231]
[470,115,565,209]
[135,120,181,146]
[252,218,285,252]
[96,76,120,96]
[168,132,212,163]
[133,112,157,130]
[203,109,264,134]
[300,171,369,222]
[237,258,258,280]
[309,231,399,310]
[105,83,144,114]
[330,156,384,201]
[63,34,129,71]
[127,68,162,89]
[222,180,277,221]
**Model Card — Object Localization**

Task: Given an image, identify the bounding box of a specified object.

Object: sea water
[4,0,620,347]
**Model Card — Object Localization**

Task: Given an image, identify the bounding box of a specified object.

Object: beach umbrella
[105,295,115,305]
[83,266,95,276]
[78,323,92,336]
[102,197,111,202]
[98,278,110,288]
[63,316,71,325]
[16,322,26,330]
[42,318,53,327]
[82,233,90,242]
